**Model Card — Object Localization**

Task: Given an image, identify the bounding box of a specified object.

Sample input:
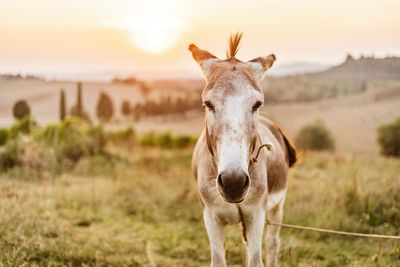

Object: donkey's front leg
[265,200,284,267]
[244,209,266,267]
[204,208,227,267]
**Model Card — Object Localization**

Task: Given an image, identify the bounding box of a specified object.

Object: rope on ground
[266,220,400,240]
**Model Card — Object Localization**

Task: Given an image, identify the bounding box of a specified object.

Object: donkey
[190,34,297,267]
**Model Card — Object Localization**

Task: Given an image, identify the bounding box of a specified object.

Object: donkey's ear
[248,54,276,80]
[188,44,218,79]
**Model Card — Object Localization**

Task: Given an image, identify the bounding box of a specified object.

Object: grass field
[0,144,399,266]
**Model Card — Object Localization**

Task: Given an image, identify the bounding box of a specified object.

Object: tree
[60,89,66,121]
[70,82,91,122]
[77,82,82,111]
[138,81,151,96]
[345,53,354,62]
[96,92,114,122]
[121,100,131,116]
[12,100,31,120]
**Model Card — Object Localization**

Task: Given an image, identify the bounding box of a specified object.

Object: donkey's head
[189,33,275,203]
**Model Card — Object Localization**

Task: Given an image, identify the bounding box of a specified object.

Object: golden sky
[1,0,400,77]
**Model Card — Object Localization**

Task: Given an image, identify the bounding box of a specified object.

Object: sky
[1,0,400,78]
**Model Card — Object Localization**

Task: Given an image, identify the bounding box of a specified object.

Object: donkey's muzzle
[217,170,250,203]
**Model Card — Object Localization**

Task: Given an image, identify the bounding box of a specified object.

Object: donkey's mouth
[225,197,245,204]
[217,186,247,203]
[221,195,245,204]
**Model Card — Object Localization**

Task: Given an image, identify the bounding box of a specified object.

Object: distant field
[135,84,400,155]
[0,77,203,128]
[0,77,143,126]
[0,147,399,266]
[2,76,400,155]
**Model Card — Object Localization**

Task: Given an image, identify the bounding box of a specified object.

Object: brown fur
[279,128,297,167]
[263,119,297,168]
[260,118,293,193]
[226,32,243,58]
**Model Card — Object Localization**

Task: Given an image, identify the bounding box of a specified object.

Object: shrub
[0,129,9,146]
[139,132,157,147]
[108,127,135,143]
[0,140,20,170]
[377,117,400,157]
[295,119,335,151]
[12,99,31,119]
[138,131,196,149]
[84,126,107,155]
[0,118,110,172]
[9,116,36,139]
[36,118,107,163]
[157,132,174,149]
[173,135,196,149]
[96,92,114,122]
[57,119,106,162]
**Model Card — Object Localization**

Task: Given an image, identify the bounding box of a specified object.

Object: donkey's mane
[226,32,243,59]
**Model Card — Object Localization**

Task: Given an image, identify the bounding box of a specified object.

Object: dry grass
[0,146,399,266]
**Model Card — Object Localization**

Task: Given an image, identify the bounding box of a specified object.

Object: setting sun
[128,16,185,53]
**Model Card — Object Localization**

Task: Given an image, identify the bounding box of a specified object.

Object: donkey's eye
[252,101,263,112]
[203,101,215,112]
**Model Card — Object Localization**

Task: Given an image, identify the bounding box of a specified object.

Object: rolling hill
[262,56,400,103]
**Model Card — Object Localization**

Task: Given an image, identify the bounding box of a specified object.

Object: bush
[96,92,114,122]
[58,119,106,162]
[0,140,20,170]
[139,132,157,147]
[0,117,110,172]
[174,135,196,149]
[12,99,31,119]
[84,126,107,155]
[157,132,175,149]
[295,119,335,151]
[36,118,107,163]
[0,129,9,146]
[108,127,135,143]
[138,131,196,149]
[9,116,36,139]
[377,117,400,157]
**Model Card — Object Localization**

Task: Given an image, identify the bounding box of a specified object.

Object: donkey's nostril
[243,175,250,189]
[217,171,250,203]
[217,174,224,188]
